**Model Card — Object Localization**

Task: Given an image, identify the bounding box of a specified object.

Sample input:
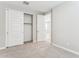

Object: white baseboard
[53,43,79,56]
[0,47,6,50]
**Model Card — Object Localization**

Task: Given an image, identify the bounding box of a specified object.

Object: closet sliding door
[6,9,24,47]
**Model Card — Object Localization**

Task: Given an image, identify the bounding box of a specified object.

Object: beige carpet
[0,42,79,58]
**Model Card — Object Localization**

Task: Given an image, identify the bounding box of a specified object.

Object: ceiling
[0,1,64,13]
[28,1,64,12]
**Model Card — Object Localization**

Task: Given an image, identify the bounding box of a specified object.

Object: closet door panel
[6,9,24,47]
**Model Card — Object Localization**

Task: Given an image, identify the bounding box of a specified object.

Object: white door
[6,9,24,47]
[24,14,32,42]
[37,15,46,41]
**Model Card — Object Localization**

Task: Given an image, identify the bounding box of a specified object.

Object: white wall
[53,1,79,53]
[0,8,6,48]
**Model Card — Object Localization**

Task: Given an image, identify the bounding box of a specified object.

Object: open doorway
[24,13,33,44]
[37,11,52,44]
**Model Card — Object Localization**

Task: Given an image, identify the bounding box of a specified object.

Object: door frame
[5,8,8,48]
[24,13,33,43]
[51,9,53,45]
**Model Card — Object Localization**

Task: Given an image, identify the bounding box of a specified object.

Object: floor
[0,42,79,58]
